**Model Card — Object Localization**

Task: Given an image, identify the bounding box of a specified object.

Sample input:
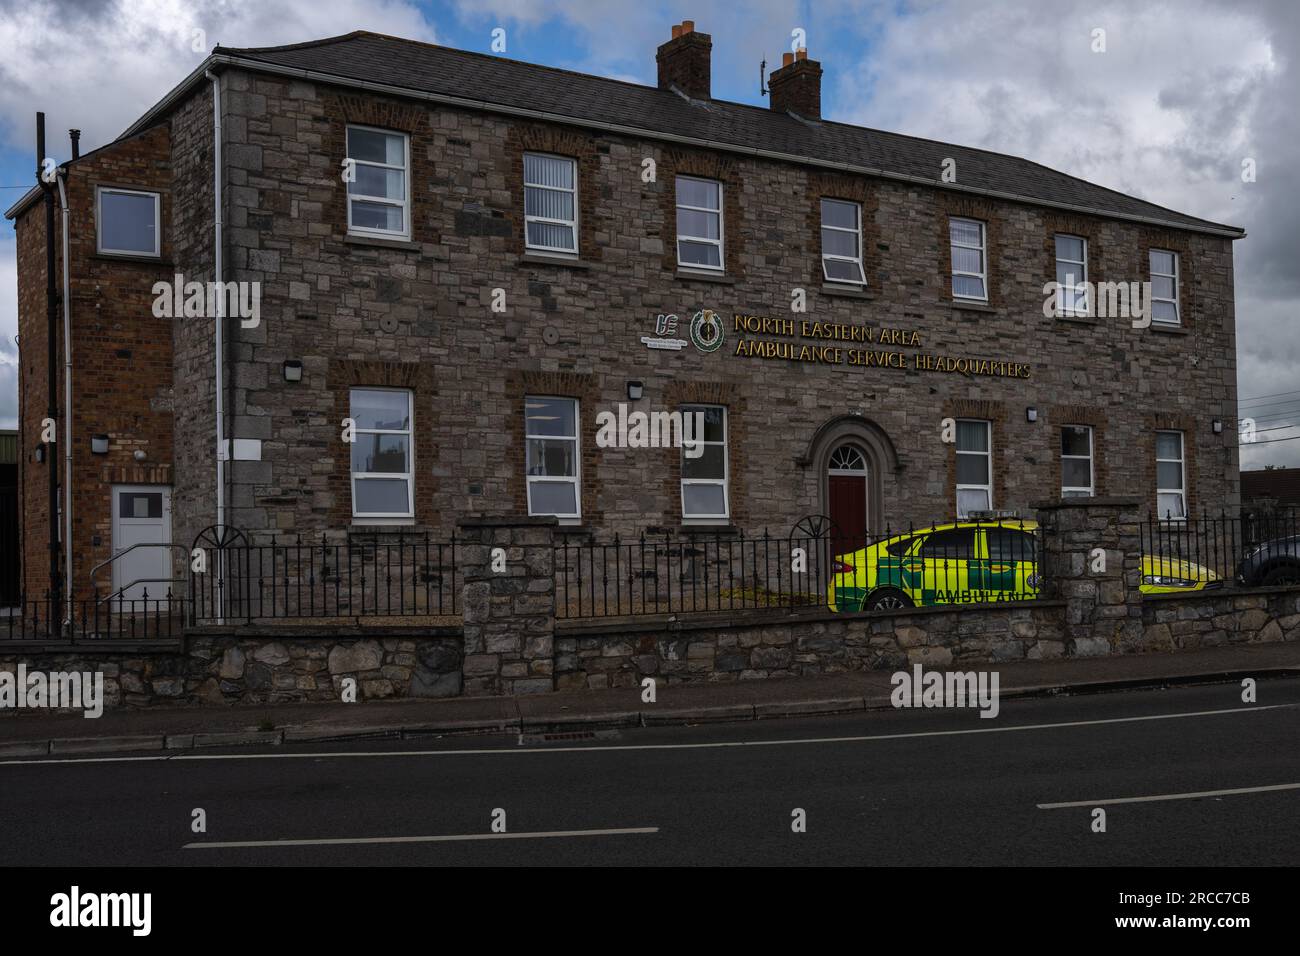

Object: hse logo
[640,308,724,353]
[50,886,151,936]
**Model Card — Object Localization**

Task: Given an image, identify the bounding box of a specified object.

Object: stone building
[6,21,1243,605]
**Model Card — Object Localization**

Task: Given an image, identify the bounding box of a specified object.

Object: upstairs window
[96,187,160,257]
[1149,249,1180,325]
[676,176,723,271]
[680,405,728,520]
[1054,235,1089,316]
[821,198,866,284]
[1156,430,1186,520]
[523,153,578,255]
[949,217,987,301]
[1061,425,1094,497]
[525,396,580,519]
[350,388,414,519]
[346,126,409,239]
[955,419,992,517]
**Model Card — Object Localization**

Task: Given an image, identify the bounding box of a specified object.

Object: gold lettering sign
[730,313,1031,379]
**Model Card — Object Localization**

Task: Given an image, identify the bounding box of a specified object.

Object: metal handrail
[88,542,188,597]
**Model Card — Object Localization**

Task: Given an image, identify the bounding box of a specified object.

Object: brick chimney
[656,20,712,100]
[768,48,822,120]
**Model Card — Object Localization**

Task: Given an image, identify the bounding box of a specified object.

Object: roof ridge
[215,30,372,55]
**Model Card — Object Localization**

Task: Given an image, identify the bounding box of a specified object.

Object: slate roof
[213,31,1242,236]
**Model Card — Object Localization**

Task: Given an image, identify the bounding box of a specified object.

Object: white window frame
[525,395,581,521]
[346,125,411,240]
[1061,424,1094,497]
[350,387,414,521]
[821,198,866,285]
[680,404,729,521]
[675,175,724,272]
[949,217,987,301]
[96,186,161,257]
[1149,249,1180,326]
[1054,234,1089,317]
[1155,430,1186,521]
[955,418,992,518]
[523,152,579,256]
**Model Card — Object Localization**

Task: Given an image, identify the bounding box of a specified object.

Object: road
[1,678,1298,866]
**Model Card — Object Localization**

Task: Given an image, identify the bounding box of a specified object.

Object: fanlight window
[828,444,866,473]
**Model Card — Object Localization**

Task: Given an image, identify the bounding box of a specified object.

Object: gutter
[117,52,1247,240]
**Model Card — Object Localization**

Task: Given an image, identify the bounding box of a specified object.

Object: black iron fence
[189,530,461,624]
[4,592,185,642]
[555,517,1049,619]
[1141,509,1300,589]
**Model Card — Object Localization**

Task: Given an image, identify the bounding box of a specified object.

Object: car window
[885,537,914,557]
[987,528,1037,562]
[918,528,977,560]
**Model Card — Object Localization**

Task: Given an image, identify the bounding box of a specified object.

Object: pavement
[2,642,1298,757]
[2,678,1298,865]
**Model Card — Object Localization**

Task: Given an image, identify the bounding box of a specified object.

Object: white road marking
[184,826,660,849]
[1038,781,1300,809]
[2,702,1294,768]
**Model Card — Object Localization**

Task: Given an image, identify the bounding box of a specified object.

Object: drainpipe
[37,113,61,625]
[56,169,72,625]
[206,70,226,623]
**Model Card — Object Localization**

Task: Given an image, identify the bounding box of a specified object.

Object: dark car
[1236,535,1300,587]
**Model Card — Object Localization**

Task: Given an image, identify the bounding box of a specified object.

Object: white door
[111,485,173,604]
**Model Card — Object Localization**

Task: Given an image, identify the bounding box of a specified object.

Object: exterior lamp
[1026,408,1038,423]
[34,444,45,464]
[1212,419,1223,434]
[283,359,304,383]
[627,380,644,401]
[91,435,110,455]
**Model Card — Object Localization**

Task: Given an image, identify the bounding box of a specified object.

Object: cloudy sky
[1,0,1296,466]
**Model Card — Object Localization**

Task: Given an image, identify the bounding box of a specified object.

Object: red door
[829,473,867,556]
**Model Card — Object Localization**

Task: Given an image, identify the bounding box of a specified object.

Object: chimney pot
[672,24,681,38]
[682,20,694,33]
[796,47,807,60]
[782,51,794,67]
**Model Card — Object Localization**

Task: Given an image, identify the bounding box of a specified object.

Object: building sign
[730,313,1032,379]
[640,313,688,350]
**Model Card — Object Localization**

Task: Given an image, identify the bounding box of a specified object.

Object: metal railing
[1141,508,1300,589]
[4,592,185,642]
[190,530,461,624]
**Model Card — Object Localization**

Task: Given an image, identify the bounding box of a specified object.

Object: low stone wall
[554,602,1067,691]
[1141,587,1300,650]
[0,630,463,709]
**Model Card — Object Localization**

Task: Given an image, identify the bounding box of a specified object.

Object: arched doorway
[827,443,868,555]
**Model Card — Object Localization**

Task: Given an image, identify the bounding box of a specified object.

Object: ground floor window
[1156,430,1186,519]
[1061,425,1094,497]
[525,396,581,519]
[350,387,414,519]
[681,404,728,521]
[955,419,992,517]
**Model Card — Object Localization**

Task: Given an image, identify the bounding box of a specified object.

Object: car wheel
[863,587,915,612]
[1262,564,1300,587]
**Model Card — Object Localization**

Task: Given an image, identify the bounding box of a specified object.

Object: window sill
[674,269,736,285]
[519,253,592,270]
[1150,322,1190,335]
[350,518,416,529]
[820,284,873,300]
[679,521,734,532]
[344,234,420,252]
[1053,313,1099,325]
[91,253,171,266]
[950,300,995,314]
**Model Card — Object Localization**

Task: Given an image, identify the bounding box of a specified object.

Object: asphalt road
[1,678,1298,866]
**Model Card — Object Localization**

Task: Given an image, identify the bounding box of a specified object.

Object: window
[346,126,409,239]
[350,388,413,519]
[523,153,578,255]
[986,528,1037,562]
[1149,249,1180,325]
[1061,425,1094,498]
[525,396,580,518]
[96,187,160,257]
[676,176,723,270]
[1156,430,1186,520]
[680,404,728,519]
[1054,235,1088,316]
[821,198,866,284]
[949,217,987,300]
[919,528,977,561]
[955,419,992,517]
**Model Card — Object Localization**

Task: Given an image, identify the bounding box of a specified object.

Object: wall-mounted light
[1026,407,1038,423]
[1212,419,1223,434]
[34,443,45,464]
[90,435,109,455]
[133,449,147,462]
[627,380,644,401]
[282,359,304,383]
